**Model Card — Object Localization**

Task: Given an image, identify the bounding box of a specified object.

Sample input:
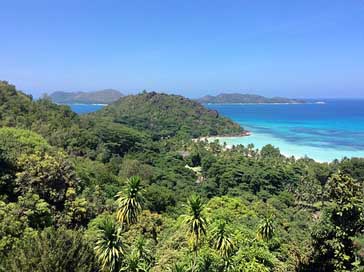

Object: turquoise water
[205,100,364,162]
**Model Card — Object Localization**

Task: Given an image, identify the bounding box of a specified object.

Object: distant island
[49,89,123,104]
[197,93,306,104]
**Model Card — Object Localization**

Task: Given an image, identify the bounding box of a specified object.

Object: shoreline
[199,134,331,163]
[201,132,364,163]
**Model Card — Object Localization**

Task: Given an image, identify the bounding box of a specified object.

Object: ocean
[205,100,364,162]
[68,104,105,114]
[68,100,364,162]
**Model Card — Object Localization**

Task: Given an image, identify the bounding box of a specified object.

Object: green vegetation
[0,81,363,271]
[116,176,144,227]
[197,93,306,104]
[94,92,243,139]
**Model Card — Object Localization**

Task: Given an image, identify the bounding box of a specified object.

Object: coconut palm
[116,176,144,227]
[257,215,275,241]
[94,218,125,272]
[210,220,235,260]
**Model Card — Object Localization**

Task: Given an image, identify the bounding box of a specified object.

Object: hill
[197,93,305,104]
[0,81,146,159]
[92,91,244,139]
[0,81,79,133]
[49,89,123,104]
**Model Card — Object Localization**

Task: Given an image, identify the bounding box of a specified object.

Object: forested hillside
[0,81,79,132]
[93,92,243,139]
[0,81,363,271]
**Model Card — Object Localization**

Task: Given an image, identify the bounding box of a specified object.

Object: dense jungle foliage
[0,81,363,272]
[93,91,243,139]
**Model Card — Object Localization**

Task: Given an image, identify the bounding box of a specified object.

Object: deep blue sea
[68,100,364,162]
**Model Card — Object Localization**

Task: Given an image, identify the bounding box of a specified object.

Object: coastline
[201,132,364,163]
[200,134,329,163]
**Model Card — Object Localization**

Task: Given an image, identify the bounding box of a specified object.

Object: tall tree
[309,171,364,271]
[3,227,97,272]
[15,151,78,211]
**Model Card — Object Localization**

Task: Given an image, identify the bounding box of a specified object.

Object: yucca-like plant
[210,220,235,259]
[116,176,144,227]
[183,194,207,251]
[94,218,125,272]
[257,215,275,241]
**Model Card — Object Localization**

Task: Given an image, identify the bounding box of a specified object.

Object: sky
[1,0,364,98]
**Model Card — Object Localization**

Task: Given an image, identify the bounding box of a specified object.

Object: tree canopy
[0,81,363,271]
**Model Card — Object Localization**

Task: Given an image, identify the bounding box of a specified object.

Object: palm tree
[183,194,207,271]
[94,218,125,272]
[210,220,235,264]
[257,215,275,242]
[116,176,144,227]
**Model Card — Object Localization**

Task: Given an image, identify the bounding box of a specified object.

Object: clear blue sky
[1,0,364,98]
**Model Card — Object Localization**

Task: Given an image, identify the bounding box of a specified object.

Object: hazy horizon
[1,1,364,99]
[20,86,364,100]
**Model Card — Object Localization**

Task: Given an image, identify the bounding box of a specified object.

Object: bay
[67,104,105,114]
[205,100,364,162]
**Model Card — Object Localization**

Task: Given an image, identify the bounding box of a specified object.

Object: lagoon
[205,100,364,162]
